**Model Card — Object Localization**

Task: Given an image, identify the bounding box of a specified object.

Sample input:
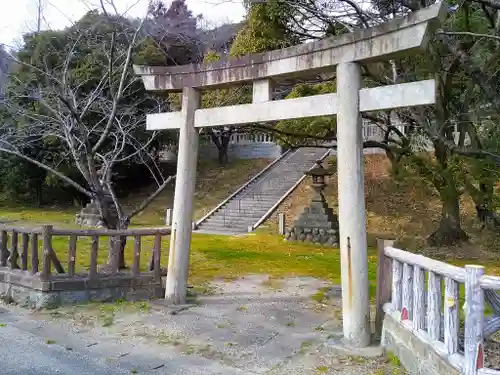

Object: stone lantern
[285,160,340,246]
[306,160,331,202]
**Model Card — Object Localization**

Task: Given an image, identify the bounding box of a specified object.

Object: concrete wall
[160,126,387,162]
[160,132,283,162]
[198,142,282,160]
[381,312,460,375]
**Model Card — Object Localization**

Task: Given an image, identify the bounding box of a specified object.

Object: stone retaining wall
[0,268,164,309]
[285,227,339,246]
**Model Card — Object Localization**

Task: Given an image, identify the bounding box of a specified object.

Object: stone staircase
[195,147,331,234]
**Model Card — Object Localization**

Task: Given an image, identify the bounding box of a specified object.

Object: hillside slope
[0,158,272,227]
[265,154,500,260]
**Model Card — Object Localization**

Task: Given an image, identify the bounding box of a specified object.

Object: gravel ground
[1,275,407,375]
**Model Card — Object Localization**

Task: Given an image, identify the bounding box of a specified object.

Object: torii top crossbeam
[134,2,446,92]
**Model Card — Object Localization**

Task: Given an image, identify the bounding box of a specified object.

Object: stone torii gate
[135,2,446,348]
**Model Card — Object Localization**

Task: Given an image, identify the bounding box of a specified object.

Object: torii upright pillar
[164,87,200,304]
[337,62,370,347]
[134,1,446,348]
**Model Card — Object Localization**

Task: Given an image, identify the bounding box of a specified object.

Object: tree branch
[0,144,92,197]
[128,175,176,219]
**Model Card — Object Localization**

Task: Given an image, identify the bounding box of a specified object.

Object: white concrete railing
[376,240,500,375]
[162,125,386,149]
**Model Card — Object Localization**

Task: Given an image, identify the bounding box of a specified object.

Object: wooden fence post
[0,230,8,266]
[375,238,394,338]
[68,235,77,277]
[464,265,485,375]
[89,235,99,280]
[427,271,442,341]
[8,230,19,269]
[132,235,141,277]
[21,233,29,270]
[153,233,162,282]
[30,233,39,275]
[41,225,53,279]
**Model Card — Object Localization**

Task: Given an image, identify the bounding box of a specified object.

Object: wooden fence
[0,224,171,283]
[376,239,500,375]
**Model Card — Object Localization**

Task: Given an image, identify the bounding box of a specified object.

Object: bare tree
[1,1,174,269]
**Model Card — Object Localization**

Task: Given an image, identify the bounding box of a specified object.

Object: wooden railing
[0,224,170,282]
[376,239,500,375]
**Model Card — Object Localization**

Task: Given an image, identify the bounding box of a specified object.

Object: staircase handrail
[195,148,293,228]
[249,148,332,231]
[221,146,331,229]
[219,149,300,226]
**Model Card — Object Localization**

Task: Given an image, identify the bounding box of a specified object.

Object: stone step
[196,147,331,234]
[219,208,273,215]
[223,199,278,205]
[202,218,257,227]
[224,200,278,207]
[196,224,249,232]
[195,227,248,235]
[213,211,266,218]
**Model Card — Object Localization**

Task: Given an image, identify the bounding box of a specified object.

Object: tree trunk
[209,128,232,166]
[35,179,42,207]
[107,234,127,271]
[427,187,468,246]
[96,194,129,272]
[218,145,229,165]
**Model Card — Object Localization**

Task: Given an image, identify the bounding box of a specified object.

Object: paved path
[0,323,132,375]
[0,276,405,375]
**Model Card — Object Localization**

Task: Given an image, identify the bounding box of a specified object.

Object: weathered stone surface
[75,196,119,228]
[286,169,340,247]
[135,2,446,92]
[382,312,460,375]
[0,268,164,309]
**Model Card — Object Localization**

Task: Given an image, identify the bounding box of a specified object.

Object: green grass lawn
[35,231,500,305]
[47,233,356,284]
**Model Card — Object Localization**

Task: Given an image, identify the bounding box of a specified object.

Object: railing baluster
[21,233,29,270]
[68,235,77,277]
[427,271,442,341]
[30,233,38,275]
[402,263,414,320]
[8,230,19,269]
[464,265,485,375]
[89,235,98,279]
[153,233,162,282]
[132,235,141,277]
[444,276,459,355]
[392,259,403,311]
[413,265,426,331]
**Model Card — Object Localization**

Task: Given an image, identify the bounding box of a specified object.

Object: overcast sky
[0,0,245,49]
